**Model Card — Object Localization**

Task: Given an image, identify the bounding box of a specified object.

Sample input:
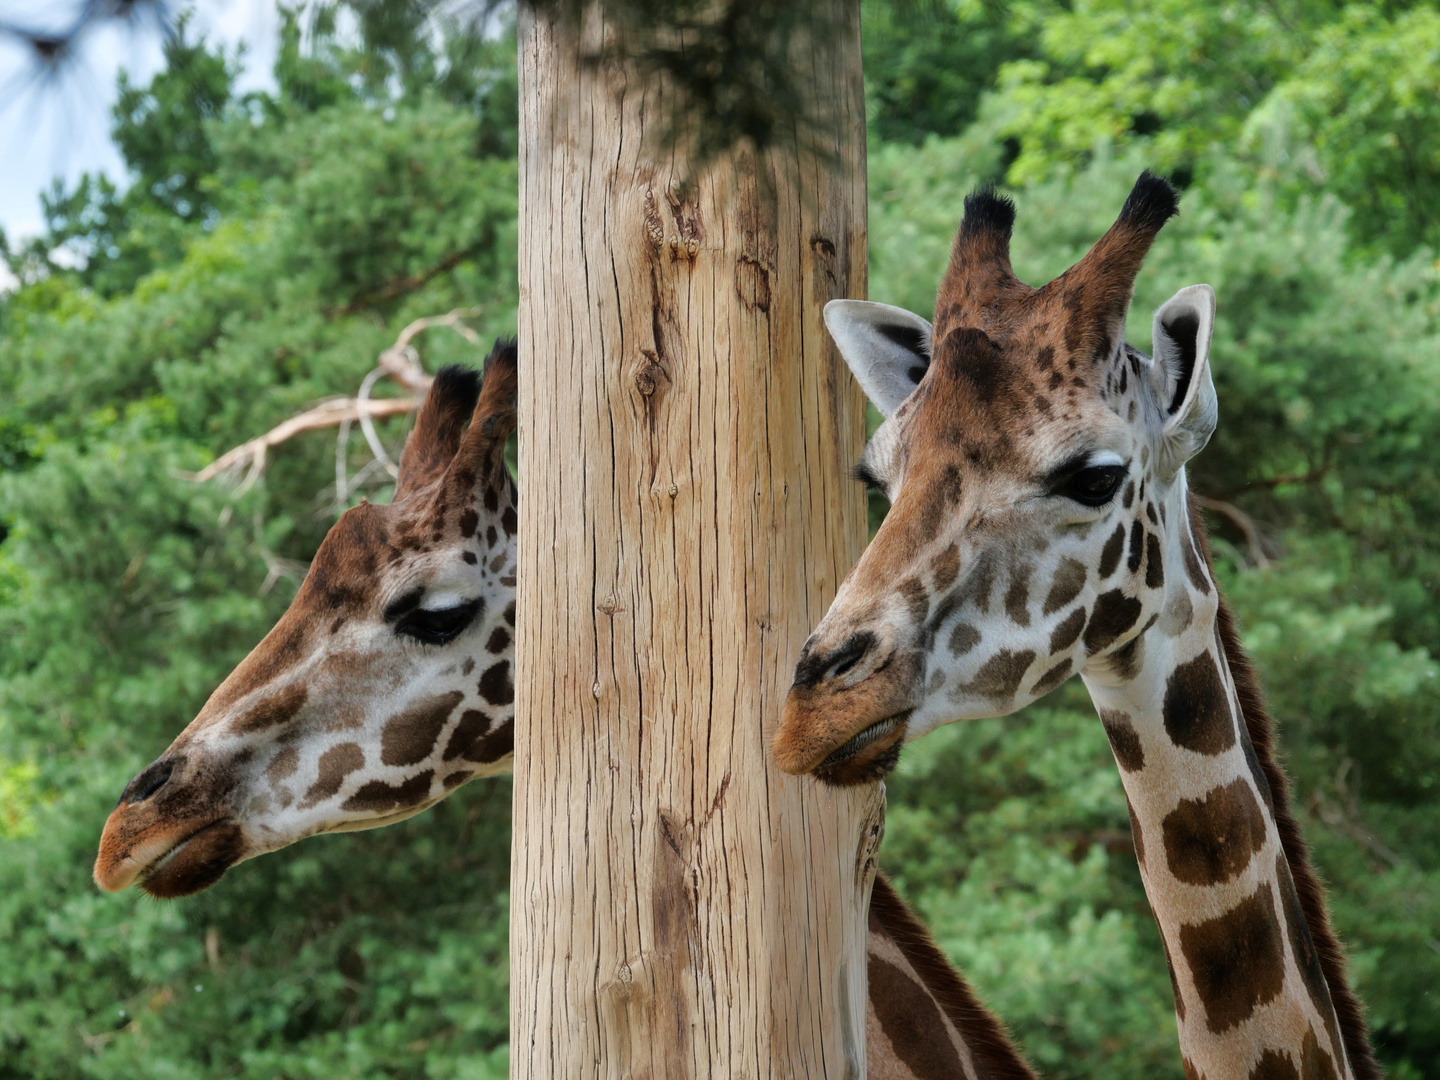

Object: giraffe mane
[1190,495,1380,1080]
[869,874,1038,1080]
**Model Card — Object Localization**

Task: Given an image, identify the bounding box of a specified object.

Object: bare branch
[378,306,484,390]
[1307,760,1404,871]
[183,397,417,489]
[1194,494,1272,569]
[187,305,485,494]
[328,245,485,316]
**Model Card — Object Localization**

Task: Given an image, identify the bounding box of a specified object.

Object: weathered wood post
[513,3,879,1074]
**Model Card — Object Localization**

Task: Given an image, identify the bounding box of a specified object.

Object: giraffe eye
[396,600,483,645]
[1062,465,1127,507]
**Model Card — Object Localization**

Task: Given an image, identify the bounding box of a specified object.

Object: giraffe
[93,340,1035,1080]
[771,173,1380,1080]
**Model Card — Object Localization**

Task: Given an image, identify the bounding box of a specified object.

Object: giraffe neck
[1082,482,1363,1080]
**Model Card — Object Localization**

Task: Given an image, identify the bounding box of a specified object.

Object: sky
[0,0,281,286]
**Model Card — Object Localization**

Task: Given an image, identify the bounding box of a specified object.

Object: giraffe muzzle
[95,753,248,896]
[94,812,245,897]
[774,641,922,780]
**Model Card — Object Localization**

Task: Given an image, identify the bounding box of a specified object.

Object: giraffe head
[774,173,1218,784]
[94,343,519,897]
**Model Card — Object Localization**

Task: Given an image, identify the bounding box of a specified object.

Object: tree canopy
[1,2,1437,1078]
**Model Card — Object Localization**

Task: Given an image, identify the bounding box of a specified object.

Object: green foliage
[2,2,1438,1078]
[1246,5,1440,257]
[861,0,1029,145]
[0,12,518,1077]
[976,0,1440,256]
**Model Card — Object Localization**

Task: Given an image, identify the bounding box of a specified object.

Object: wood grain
[513,2,880,1075]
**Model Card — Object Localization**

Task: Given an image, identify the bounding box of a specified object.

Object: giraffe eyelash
[395,599,484,646]
[852,461,885,493]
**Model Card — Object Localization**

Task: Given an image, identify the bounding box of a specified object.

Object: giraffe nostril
[793,632,879,689]
[121,757,179,806]
[830,645,866,679]
[823,633,877,682]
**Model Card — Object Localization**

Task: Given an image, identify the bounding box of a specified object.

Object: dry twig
[1193,494,1272,569]
[185,307,485,498]
[183,397,417,491]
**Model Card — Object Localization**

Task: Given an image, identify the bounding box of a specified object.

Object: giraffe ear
[1148,284,1217,478]
[824,300,933,418]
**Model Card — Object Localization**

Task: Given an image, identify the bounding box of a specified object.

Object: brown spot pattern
[1107,632,1146,681]
[1161,777,1267,885]
[967,649,1035,699]
[1082,589,1142,653]
[960,552,998,613]
[380,691,464,767]
[443,709,492,761]
[341,770,434,813]
[867,956,967,1079]
[931,543,961,590]
[1145,533,1165,588]
[466,718,514,764]
[266,746,299,784]
[1180,881,1286,1033]
[1099,523,1126,578]
[1250,1049,1300,1080]
[231,683,309,734]
[901,576,931,624]
[1049,607,1087,653]
[1301,1029,1340,1080]
[948,622,981,656]
[299,742,364,808]
[1043,557,1087,615]
[1163,651,1237,755]
[1277,853,1345,1068]
[1032,658,1072,695]
[479,661,514,706]
[1182,525,1212,595]
[1004,564,1032,626]
[1101,709,1144,771]
[1127,520,1145,572]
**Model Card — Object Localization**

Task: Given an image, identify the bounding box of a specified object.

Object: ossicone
[939,184,1029,333]
[395,364,485,498]
[959,184,1017,242]
[1115,170,1180,235]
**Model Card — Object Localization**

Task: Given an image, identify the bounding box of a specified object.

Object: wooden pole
[513,3,879,1075]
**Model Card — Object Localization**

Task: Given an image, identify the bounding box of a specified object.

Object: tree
[510,3,880,1072]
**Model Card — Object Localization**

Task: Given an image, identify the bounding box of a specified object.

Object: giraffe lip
[819,713,910,769]
[136,820,246,899]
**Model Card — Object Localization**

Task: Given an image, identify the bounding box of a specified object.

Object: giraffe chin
[137,822,246,900]
[811,712,911,787]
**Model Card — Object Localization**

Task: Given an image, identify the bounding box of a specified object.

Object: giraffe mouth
[812,711,911,786]
[136,821,247,899]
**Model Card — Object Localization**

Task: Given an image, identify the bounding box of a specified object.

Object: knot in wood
[635,357,666,397]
